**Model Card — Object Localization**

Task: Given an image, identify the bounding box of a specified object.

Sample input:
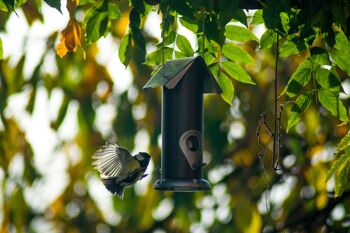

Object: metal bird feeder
[144,56,222,191]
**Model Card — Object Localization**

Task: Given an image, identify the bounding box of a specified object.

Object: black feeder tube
[143,56,221,191]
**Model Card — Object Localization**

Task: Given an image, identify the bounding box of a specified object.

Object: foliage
[0,0,350,232]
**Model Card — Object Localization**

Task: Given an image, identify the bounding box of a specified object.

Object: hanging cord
[272,32,280,171]
[161,12,166,67]
[256,31,282,226]
[201,14,206,57]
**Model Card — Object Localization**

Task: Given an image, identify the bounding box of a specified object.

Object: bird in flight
[92,143,151,199]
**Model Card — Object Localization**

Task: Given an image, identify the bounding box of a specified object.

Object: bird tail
[115,186,124,199]
[101,178,124,199]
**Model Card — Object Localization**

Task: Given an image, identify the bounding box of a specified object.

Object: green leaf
[334,31,350,51]
[85,3,109,43]
[335,157,350,197]
[44,0,61,13]
[221,61,255,85]
[315,67,341,94]
[280,12,290,33]
[179,17,198,33]
[335,134,350,156]
[281,59,311,97]
[260,30,276,49]
[0,37,3,59]
[287,93,312,132]
[204,52,216,65]
[176,34,193,57]
[331,50,350,77]
[3,0,14,11]
[279,40,299,57]
[310,47,330,66]
[318,89,348,122]
[327,134,350,196]
[252,10,263,25]
[225,25,258,42]
[175,51,187,59]
[108,2,122,20]
[218,72,234,105]
[51,97,70,130]
[146,47,173,66]
[222,44,254,64]
[119,34,132,67]
[326,150,350,181]
[279,38,307,57]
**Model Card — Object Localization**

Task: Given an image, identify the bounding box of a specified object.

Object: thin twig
[273,33,280,170]
[256,113,272,216]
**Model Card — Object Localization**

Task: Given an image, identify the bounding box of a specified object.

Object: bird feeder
[144,56,222,191]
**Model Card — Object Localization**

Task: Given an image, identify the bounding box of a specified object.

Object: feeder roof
[143,56,222,94]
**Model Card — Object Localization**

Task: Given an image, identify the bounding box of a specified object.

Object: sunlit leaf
[335,134,350,156]
[176,34,193,57]
[334,31,350,51]
[315,67,340,94]
[146,47,173,66]
[218,72,234,105]
[260,30,276,49]
[108,2,121,20]
[119,34,132,67]
[318,88,348,122]
[85,2,109,44]
[326,149,350,181]
[331,50,350,77]
[175,51,187,59]
[179,17,198,32]
[287,93,312,132]
[335,158,350,197]
[279,38,306,57]
[310,47,330,66]
[252,10,263,25]
[51,97,69,130]
[225,25,258,42]
[221,61,255,85]
[281,59,311,97]
[203,52,216,66]
[222,44,254,64]
[180,17,198,32]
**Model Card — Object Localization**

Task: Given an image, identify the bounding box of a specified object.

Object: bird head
[135,152,151,168]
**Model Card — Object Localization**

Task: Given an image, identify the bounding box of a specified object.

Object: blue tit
[92,143,151,199]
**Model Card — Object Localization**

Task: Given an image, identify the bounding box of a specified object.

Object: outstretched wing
[92,143,140,178]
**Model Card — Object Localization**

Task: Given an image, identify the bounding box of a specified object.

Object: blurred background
[1,0,350,232]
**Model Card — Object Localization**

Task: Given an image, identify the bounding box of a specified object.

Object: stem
[272,33,279,170]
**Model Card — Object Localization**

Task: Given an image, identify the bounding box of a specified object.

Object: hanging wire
[161,13,166,67]
[201,14,206,58]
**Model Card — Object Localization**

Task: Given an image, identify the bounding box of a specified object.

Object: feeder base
[154,178,210,191]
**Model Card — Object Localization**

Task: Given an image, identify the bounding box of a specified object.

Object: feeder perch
[144,56,222,191]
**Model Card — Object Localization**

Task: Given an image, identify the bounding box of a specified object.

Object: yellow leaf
[56,19,83,57]
[56,33,68,57]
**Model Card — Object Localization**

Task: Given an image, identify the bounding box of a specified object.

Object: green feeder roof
[143,56,222,94]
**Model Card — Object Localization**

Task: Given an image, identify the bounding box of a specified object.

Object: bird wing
[92,143,140,178]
